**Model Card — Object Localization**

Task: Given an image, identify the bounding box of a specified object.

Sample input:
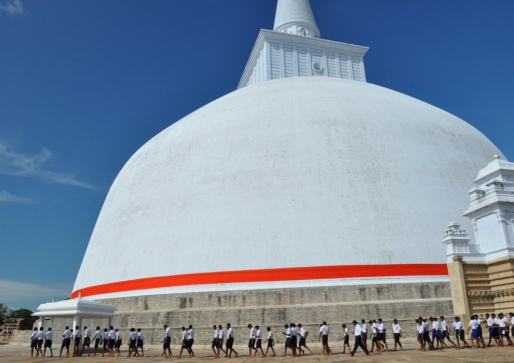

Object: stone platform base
[27,281,454,347]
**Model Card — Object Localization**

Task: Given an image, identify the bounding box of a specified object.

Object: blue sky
[0,0,513,310]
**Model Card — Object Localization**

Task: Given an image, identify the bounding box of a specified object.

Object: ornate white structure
[443,155,514,315]
[444,155,514,262]
[72,0,503,301]
[239,0,367,88]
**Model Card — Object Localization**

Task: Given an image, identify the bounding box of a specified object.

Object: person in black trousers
[350,320,370,357]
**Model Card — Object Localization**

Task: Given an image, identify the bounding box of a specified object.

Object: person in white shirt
[452,317,469,349]
[392,319,404,351]
[361,319,368,350]
[254,325,265,357]
[35,327,46,357]
[507,313,514,346]
[136,328,144,357]
[127,328,137,357]
[264,326,276,357]
[433,317,447,350]
[430,317,443,349]
[211,325,219,358]
[225,323,238,358]
[439,316,456,349]
[419,317,433,350]
[60,326,72,358]
[282,323,293,357]
[80,326,91,357]
[498,313,512,346]
[476,316,486,348]
[318,321,332,355]
[178,326,189,358]
[341,324,351,354]
[92,326,103,357]
[114,329,122,357]
[162,324,172,358]
[416,319,426,351]
[73,326,82,357]
[370,320,380,352]
[188,325,195,357]
[467,314,482,349]
[217,324,227,357]
[486,313,500,347]
[493,313,503,346]
[247,324,256,356]
[297,323,313,355]
[377,319,389,352]
[43,327,53,357]
[350,320,370,356]
[108,326,116,357]
[102,328,109,355]
[290,323,298,357]
[30,327,38,357]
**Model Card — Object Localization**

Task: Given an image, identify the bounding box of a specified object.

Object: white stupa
[73,0,502,301]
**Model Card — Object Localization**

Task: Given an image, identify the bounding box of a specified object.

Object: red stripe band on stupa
[71,263,448,299]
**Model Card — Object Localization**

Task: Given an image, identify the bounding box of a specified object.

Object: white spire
[273,0,320,38]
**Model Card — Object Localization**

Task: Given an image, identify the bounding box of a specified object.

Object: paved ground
[1,342,513,363]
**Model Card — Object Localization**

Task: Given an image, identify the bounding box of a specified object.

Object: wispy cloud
[0,141,93,189]
[0,190,33,203]
[0,0,23,15]
[0,279,71,308]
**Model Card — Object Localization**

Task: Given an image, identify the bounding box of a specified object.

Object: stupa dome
[72,77,501,299]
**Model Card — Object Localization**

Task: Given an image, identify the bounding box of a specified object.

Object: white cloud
[0,0,23,15]
[0,141,93,189]
[0,280,71,305]
[0,190,33,203]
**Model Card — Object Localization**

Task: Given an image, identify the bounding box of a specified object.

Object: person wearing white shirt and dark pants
[350,320,369,356]
[248,324,256,357]
[254,325,265,357]
[440,316,457,349]
[282,324,293,357]
[73,326,82,357]
[211,325,219,358]
[318,321,332,356]
[43,327,53,357]
[217,325,227,357]
[392,319,404,351]
[297,323,313,355]
[452,317,468,349]
[114,329,122,357]
[93,326,103,357]
[188,325,195,357]
[128,328,137,357]
[162,325,172,358]
[81,326,91,357]
[35,327,46,358]
[179,327,189,358]
[225,323,238,358]
[60,326,72,358]
[136,328,144,357]
[264,327,276,357]
[30,327,38,357]
[361,319,368,350]
[377,319,389,352]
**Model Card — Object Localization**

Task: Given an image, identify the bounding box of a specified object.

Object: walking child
[264,327,276,357]
[392,319,404,351]
[341,324,351,353]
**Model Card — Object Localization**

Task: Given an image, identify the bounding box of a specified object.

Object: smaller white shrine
[444,155,514,262]
[32,296,119,330]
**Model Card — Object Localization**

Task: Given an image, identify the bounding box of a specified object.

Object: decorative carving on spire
[273,0,320,38]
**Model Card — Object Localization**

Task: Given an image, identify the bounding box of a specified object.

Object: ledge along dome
[73,77,502,300]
